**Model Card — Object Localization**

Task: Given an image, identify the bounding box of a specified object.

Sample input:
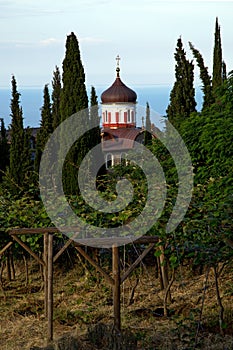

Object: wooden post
[157,256,164,290]
[112,245,121,332]
[6,250,12,281]
[10,251,15,280]
[47,233,53,343]
[44,233,48,317]
[159,247,171,303]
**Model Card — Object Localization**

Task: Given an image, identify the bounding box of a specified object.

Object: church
[100,56,144,169]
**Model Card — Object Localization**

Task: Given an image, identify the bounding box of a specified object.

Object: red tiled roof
[102,127,143,151]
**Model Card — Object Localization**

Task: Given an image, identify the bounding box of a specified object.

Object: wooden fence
[0,228,160,344]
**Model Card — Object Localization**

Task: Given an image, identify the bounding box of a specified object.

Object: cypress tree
[222,61,227,82]
[60,32,89,194]
[189,42,214,109]
[22,127,33,179]
[144,102,152,146]
[9,75,31,190]
[35,84,53,172]
[60,32,88,121]
[0,118,9,181]
[89,86,101,147]
[166,38,196,130]
[9,76,24,186]
[212,17,223,91]
[90,86,98,105]
[51,66,61,130]
[89,86,105,176]
[90,86,98,116]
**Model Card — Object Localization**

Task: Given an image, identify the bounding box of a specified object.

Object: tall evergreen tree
[8,76,31,191]
[35,84,53,172]
[59,32,89,194]
[60,32,88,121]
[51,66,61,130]
[89,86,101,147]
[0,118,9,181]
[212,17,223,91]
[9,75,23,187]
[166,38,196,130]
[88,86,105,175]
[189,42,214,109]
[222,61,227,82]
[90,86,98,116]
[22,127,33,179]
[144,102,152,145]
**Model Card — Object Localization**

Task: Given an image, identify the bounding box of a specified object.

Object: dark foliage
[166,38,196,130]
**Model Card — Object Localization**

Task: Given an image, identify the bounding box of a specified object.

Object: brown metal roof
[101,74,137,104]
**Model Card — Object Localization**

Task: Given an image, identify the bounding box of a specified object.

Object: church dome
[101,63,137,104]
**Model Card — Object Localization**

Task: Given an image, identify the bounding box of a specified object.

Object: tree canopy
[166,37,196,130]
[7,76,32,193]
[59,32,89,194]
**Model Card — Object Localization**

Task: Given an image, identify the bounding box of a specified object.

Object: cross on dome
[101,56,137,104]
[116,55,121,67]
[116,55,121,77]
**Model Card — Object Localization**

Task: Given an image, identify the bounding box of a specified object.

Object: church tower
[101,56,137,129]
[101,57,144,169]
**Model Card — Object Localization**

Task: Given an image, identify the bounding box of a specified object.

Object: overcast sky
[0,0,232,89]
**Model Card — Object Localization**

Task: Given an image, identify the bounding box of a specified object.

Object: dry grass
[1,256,233,349]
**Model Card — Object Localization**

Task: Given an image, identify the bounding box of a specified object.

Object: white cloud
[0,0,62,19]
[39,38,63,46]
[0,38,63,49]
[79,36,110,44]
[0,40,30,48]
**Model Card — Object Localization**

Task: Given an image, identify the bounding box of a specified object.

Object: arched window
[120,152,127,166]
[106,153,113,169]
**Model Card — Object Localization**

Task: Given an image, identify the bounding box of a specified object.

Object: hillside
[1,253,233,350]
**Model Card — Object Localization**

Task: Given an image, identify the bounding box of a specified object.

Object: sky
[0,0,232,91]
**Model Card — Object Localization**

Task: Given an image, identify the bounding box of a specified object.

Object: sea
[0,85,203,130]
